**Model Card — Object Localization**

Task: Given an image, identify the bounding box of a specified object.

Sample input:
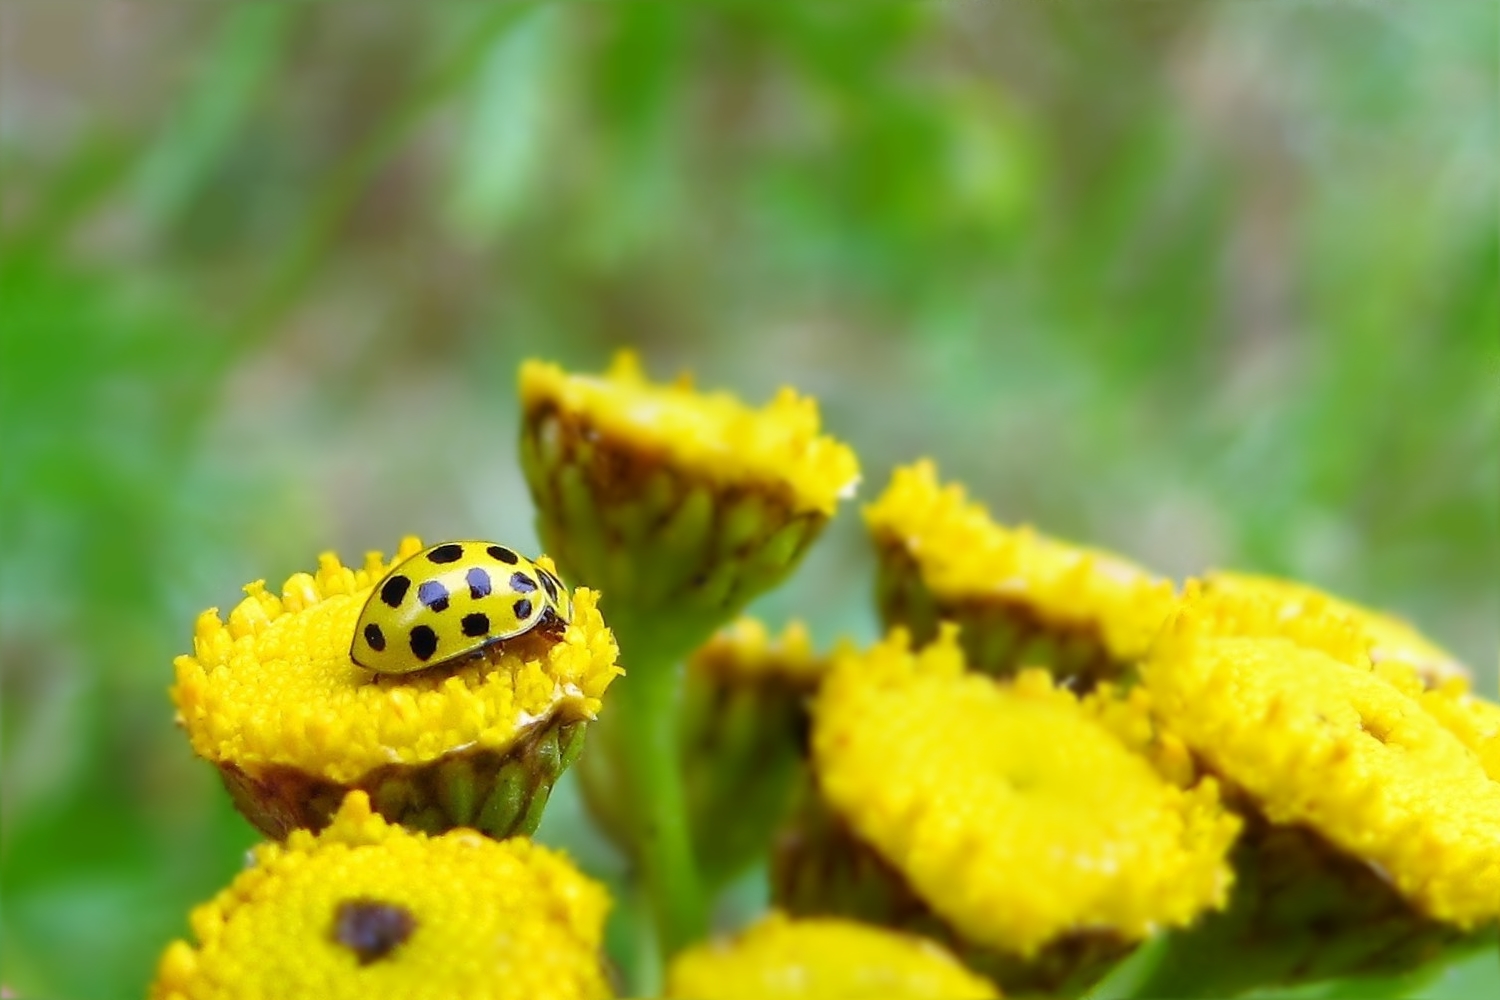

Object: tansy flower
[150,792,612,1000]
[1161,581,1500,777]
[1202,571,1472,687]
[864,461,1175,687]
[1418,679,1500,781]
[688,616,832,689]
[172,537,620,840]
[518,353,859,955]
[665,914,1000,1000]
[1082,680,1202,790]
[1146,596,1500,922]
[1197,572,1499,781]
[773,627,1240,995]
[1134,592,1500,995]
[518,352,859,660]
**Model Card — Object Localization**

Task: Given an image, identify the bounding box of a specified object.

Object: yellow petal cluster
[1144,603,1500,926]
[1162,580,1374,668]
[1082,682,1200,790]
[520,352,859,516]
[864,461,1176,662]
[1172,582,1500,781]
[1203,572,1471,685]
[689,618,832,688]
[811,627,1240,957]
[1418,681,1500,781]
[151,792,611,1000]
[172,538,622,783]
[665,914,1000,999]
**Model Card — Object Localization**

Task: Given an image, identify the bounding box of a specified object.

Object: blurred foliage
[1,2,1495,998]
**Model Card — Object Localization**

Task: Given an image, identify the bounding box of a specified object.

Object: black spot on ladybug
[538,570,560,602]
[427,544,464,564]
[513,598,533,621]
[364,623,386,652]
[380,575,411,608]
[466,567,492,600]
[418,581,450,613]
[333,899,416,965]
[409,625,438,660]
[510,572,537,594]
[487,545,519,565]
[461,612,490,637]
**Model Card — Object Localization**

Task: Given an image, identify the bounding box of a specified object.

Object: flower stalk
[517,354,859,975]
[607,625,707,962]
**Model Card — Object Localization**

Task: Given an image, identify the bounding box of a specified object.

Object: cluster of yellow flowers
[153,354,1498,999]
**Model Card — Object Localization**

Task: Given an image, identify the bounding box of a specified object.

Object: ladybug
[351,541,571,674]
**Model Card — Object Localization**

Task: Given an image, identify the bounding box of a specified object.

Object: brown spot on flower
[332,898,416,965]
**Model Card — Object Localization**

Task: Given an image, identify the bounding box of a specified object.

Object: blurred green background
[2,2,1495,998]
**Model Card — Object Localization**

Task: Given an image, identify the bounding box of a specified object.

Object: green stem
[610,617,707,971]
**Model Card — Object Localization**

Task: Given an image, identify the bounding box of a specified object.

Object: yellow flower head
[1082,681,1201,790]
[665,914,1000,1000]
[519,354,859,657]
[172,537,621,838]
[1163,580,1374,668]
[1144,599,1500,927]
[1203,571,1472,686]
[1419,681,1500,781]
[689,618,832,689]
[864,461,1175,683]
[522,352,859,517]
[808,627,1240,959]
[151,792,612,1000]
[1168,581,1500,780]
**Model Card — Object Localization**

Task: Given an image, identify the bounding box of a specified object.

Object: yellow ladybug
[351,541,571,674]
